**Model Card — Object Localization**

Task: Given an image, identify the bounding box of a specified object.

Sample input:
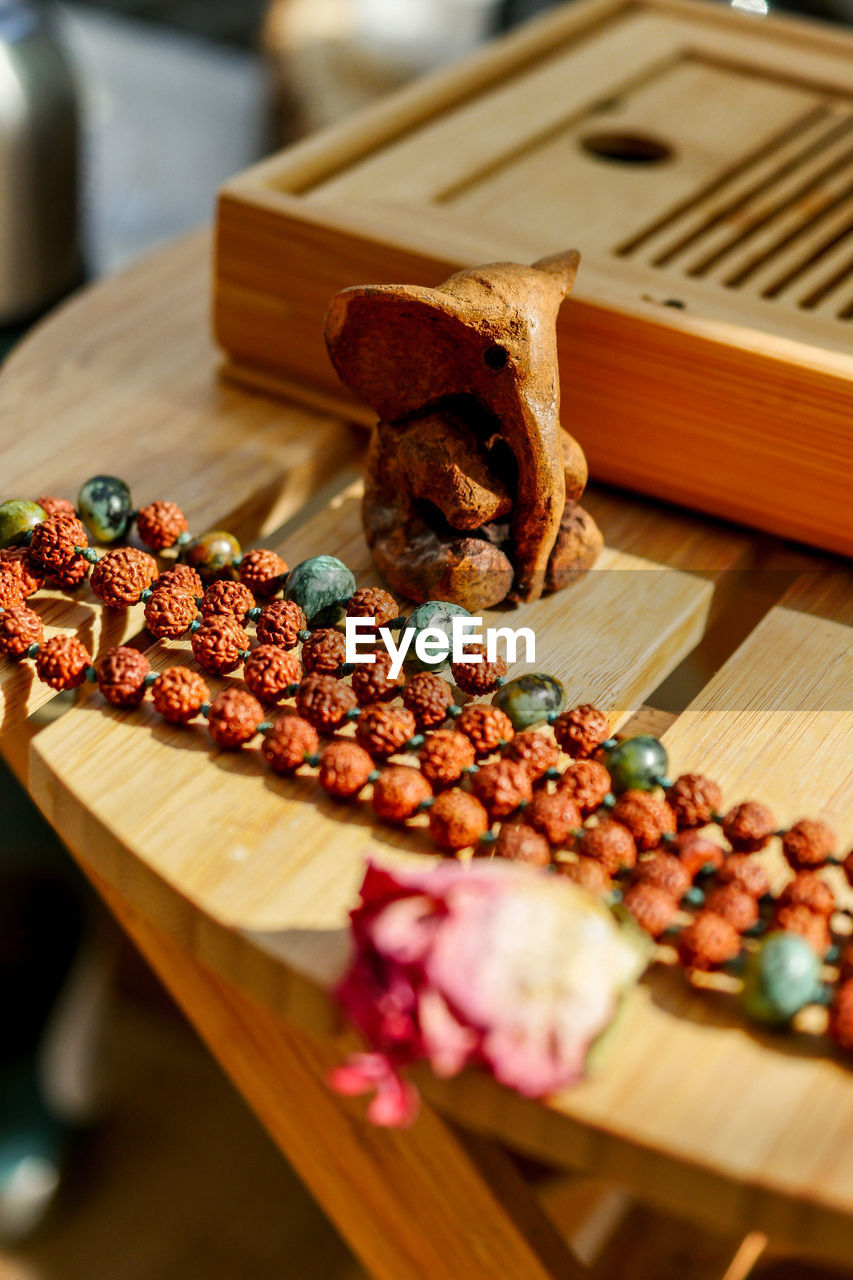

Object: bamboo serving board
[216,0,853,559]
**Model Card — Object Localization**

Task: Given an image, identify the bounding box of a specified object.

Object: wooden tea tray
[3,232,853,1276]
[216,0,853,561]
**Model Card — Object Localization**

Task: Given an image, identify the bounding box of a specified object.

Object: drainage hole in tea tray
[581,132,673,165]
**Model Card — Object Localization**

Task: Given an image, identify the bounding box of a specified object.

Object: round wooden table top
[2,230,852,1267]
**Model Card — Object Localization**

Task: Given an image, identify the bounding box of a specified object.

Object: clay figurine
[324,251,602,611]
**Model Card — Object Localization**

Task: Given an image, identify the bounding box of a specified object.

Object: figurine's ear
[532,250,580,297]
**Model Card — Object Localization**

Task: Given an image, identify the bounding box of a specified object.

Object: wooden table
[1,230,851,1280]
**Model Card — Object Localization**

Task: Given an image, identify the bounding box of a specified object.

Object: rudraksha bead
[346,586,398,629]
[355,703,416,759]
[371,765,432,824]
[471,758,532,819]
[493,822,550,867]
[559,855,613,894]
[610,791,676,851]
[778,871,835,918]
[243,645,302,704]
[96,645,151,708]
[418,729,475,788]
[672,831,724,877]
[402,671,454,730]
[351,649,401,704]
[151,666,209,723]
[552,703,608,759]
[239,548,287,598]
[0,604,43,658]
[91,547,158,608]
[428,788,489,851]
[318,740,374,799]
[200,579,255,625]
[35,634,91,691]
[261,713,319,775]
[456,702,514,755]
[207,688,263,749]
[35,495,75,519]
[716,853,769,899]
[721,801,775,853]
[507,730,560,781]
[577,820,637,874]
[29,513,87,572]
[296,674,357,733]
[526,789,582,847]
[622,883,677,939]
[666,773,723,829]
[190,616,249,675]
[301,627,346,676]
[47,555,90,590]
[773,904,830,956]
[0,565,25,610]
[703,884,758,933]
[677,911,741,970]
[155,564,203,598]
[0,547,44,597]
[781,819,835,871]
[556,759,612,814]
[450,645,507,696]
[829,981,853,1053]
[135,500,188,551]
[144,587,197,639]
[632,852,690,901]
[256,599,307,650]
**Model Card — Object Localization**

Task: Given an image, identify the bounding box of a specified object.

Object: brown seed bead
[239,548,287,599]
[632,852,691,901]
[356,703,416,759]
[207,688,263,750]
[371,765,433,824]
[782,818,835,871]
[672,831,725,877]
[716,853,770,899]
[0,548,44,597]
[0,565,26,610]
[611,790,676,852]
[450,645,507,696]
[351,649,401,704]
[471,759,533,820]
[721,800,775,853]
[552,703,608,759]
[456,702,514,755]
[493,823,550,868]
[318,740,374,799]
[29,513,87,572]
[0,604,43,659]
[135,500,188,551]
[151,666,209,724]
[703,884,758,933]
[677,911,741,971]
[347,586,399,629]
[774,904,831,956]
[507,731,559,781]
[96,646,151,708]
[419,730,476,789]
[200,579,255,625]
[243,645,302,704]
[622,883,677,939]
[35,634,91,691]
[155,564,203,598]
[301,627,347,676]
[256,599,307,650]
[47,555,90,590]
[556,759,612,814]
[296,674,357,733]
[844,850,853,889]
[35,495,74,519]
[578,821,637,874]
[666,773,723,829]
[403,671,454,730]
[261,714,319,775]
[829,980,853,1053]
[190,616,249,676]
[144,587,197,639]
[778,871,835,918]
[428,789,489,852]
[91,547,158,609]
[559,856,613,895]
[526,789,582,847]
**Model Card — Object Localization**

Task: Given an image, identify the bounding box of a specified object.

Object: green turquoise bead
[492,673,565,731]
[284,555,355,626]
[402,600,472,671]
[740,931,821,1025]
[77,475,132,543]
[605,735,668,793]
[0,499,46,548]
[183,530,242,583]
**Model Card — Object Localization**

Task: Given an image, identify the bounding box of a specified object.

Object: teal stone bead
[183,530,242,583]
[0,499,46,548]
[284,555,355,626]
[740,931,821,1025]
[492,673,566,731]
[605,735,668,793]
[77,475,132,543]
[401,600,471,671]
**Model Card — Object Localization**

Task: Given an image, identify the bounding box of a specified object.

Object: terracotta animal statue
[324,250,602,611]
